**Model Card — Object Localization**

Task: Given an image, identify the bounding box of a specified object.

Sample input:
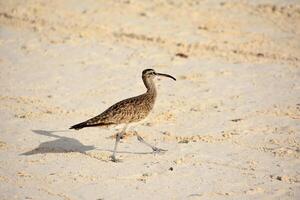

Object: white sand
[0,0,299,199]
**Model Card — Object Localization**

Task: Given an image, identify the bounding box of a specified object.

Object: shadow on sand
[21,130,95,155]
[21,130,155,156]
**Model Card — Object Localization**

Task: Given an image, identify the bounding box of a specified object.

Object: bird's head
[142,69,176,81]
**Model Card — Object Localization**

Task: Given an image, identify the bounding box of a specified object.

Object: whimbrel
[70,69,176,162]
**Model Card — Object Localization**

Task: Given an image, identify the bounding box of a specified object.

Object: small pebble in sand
[175,53,188,58]
[231,118,242,122]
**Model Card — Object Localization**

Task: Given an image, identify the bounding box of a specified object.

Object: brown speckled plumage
[70,69,176,161]
[83,92,156,127]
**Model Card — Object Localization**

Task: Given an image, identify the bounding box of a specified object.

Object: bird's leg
[111,132,122,162]
[136,134,167,154]
[111,125,127,162]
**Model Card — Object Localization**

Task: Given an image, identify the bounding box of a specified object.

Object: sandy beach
[0,0,299,199]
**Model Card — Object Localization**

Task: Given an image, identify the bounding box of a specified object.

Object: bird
[70,69,176,162]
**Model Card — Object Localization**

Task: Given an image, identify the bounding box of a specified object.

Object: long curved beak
[156,73,176,81]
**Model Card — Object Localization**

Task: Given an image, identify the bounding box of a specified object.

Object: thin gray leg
[111,125,127,162]
[136,134,167,154]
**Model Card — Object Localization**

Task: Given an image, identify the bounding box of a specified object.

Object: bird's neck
[143,77,157,97]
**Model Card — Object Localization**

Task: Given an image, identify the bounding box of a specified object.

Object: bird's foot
[152,147,167,155]
[110,155,122,163]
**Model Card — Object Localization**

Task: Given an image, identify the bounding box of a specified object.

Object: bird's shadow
[21,130,95,155]
[21,130,154,156]
[95,148,154,155]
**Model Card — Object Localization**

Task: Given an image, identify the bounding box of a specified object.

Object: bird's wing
[85,96,141,126]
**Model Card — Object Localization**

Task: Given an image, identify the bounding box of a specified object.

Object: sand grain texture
[0,0,299,199]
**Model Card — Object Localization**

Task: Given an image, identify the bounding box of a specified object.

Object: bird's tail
[69,122,88,130]
[70,121,113,130]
